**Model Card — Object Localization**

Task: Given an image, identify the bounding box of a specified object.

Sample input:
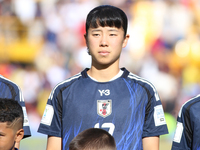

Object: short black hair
[85,5,128,37]
[0,98,24,129]
[69,128,116,150]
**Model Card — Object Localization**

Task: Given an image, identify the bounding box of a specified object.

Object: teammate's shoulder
[182,94,200,108]
[178,94,200,117]
[0,75,19,89]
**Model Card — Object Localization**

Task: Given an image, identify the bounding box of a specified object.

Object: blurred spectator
[13,0,37,25]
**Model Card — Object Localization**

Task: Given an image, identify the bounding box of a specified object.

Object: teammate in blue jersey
[38,5,168,150]
[171,94,200,150]
[0,75,31,148]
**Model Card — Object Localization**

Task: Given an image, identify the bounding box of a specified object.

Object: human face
[86,26,129,68]
[0,122,16,150]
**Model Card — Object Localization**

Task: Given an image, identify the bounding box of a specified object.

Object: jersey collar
[81,68,129,80]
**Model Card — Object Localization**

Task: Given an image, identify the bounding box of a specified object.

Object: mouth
[98,51,110,56]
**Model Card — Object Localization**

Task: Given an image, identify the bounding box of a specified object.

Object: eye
[110,34,117,36]
[0,132,5,136]
[93,34,100,37]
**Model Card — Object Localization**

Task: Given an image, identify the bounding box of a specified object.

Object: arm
[46,136,62,150]
[142,136,159,150]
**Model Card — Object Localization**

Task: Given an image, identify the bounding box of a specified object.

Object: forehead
[89,26,124,32]
[0,122,13,132]
[0,122,8,128]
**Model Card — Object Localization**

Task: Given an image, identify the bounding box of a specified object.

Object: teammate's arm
[46,136,62,150]
[142,136,159,150]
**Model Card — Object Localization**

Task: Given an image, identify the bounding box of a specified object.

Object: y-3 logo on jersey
[98,89,110,96]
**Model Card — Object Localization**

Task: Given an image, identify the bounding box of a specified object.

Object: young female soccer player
[38,5,168,150]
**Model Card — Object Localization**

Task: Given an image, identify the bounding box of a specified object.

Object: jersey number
[94,123,115,135]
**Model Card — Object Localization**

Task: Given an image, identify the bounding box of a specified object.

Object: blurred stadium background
[0,0,200,150]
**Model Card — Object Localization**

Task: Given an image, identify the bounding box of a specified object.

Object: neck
[87,65,120,82]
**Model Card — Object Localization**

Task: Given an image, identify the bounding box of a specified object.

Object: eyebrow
[91,29,119,32]
[108,29,119,32]
[91,29,101,32]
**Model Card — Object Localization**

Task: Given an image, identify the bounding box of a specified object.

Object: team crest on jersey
[97,100,112,118]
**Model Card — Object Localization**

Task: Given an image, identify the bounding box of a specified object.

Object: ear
[84,33,88,45]
[84,33,87,39]
[15,129,24,143]
[84,33,90,55]
[122,34,130,48]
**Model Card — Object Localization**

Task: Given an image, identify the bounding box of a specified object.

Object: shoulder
[0,75,24,101]
[0,75,19,89]
[178,94,200,117]
[0,75,21,95]
[122,69,160,101]
[126,70,158,94]
[48,72,82,99]
[127,71,154,85]
[56,72,82,89]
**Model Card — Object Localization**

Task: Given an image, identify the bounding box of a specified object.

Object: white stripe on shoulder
[18,87,24,102]
[178,94,200,117]
[49,73,82,100]
[0,75,24,102]
[128,72,160,101]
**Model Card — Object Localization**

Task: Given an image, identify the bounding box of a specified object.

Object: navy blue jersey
[172,94,200,150]
[0,75,31,138]
[38,68,168,150]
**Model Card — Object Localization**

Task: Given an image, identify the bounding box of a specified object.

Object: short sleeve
[142,88,168,138]
[16,88,31,138]
[37,89,62,137]
[171,106,192,150]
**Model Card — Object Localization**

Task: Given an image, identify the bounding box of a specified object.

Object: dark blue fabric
[172,95,200,150]
[0,75,31,138]
[38,68,168,150]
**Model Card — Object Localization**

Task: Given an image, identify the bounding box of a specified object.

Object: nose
[100,34,108,47]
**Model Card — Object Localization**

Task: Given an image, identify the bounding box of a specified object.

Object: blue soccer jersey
[38,68,168,150]
[172,94,200,150]
[0,75,31,138]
